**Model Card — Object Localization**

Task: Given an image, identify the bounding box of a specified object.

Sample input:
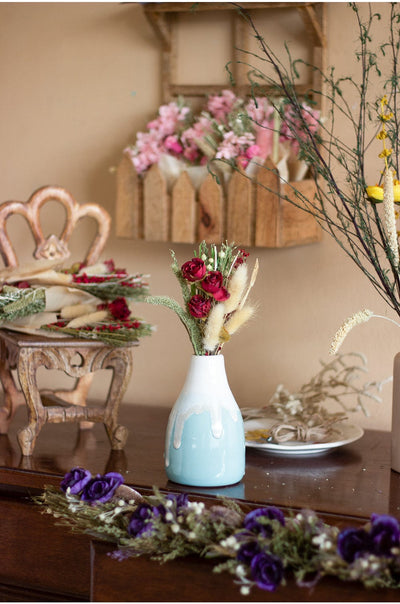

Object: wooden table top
[0,403,398,522]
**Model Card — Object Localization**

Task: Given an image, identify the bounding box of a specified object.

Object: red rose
[108,297,131,321]
[188,294,211,318]
[213,286,230,302]
[181,258,206,282]
[201,270,224,294]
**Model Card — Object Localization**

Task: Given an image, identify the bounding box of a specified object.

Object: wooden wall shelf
[116,157,322,248]
[142,2,327,104]
[115,3,326,248]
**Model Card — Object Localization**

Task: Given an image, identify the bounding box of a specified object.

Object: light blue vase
[165,355,245,487]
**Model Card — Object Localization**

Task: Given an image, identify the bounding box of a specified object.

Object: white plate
[244,418,364,456]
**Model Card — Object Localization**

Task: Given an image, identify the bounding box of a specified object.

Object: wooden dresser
[0,403,399,601]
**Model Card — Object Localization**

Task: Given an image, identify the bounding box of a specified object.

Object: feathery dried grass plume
[146,241,258,355]
[203,303,226,352]
[60,303,98,320]
[225,305,255,336]
[383,166,399,267]
[330,310,373,355]
[66,309,109,329]
[224,263,247,313]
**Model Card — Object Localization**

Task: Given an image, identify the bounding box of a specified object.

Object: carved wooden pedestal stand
[0,330,135,456]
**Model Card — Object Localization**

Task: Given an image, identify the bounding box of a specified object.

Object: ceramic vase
[165,354,245,487]
[392,352,400,472]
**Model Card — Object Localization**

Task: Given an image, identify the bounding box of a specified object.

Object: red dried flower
[181,258,207,282]
[104,259,115,273]
[188,294,212,318]
[201,270,224,294]
[108,297,131,321]
[213,286,230,302]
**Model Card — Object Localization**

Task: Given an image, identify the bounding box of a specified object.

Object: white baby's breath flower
[330,309,373,355]
[165,512,174,522]
[171,524,180,534]
[220,536,238,549]
[240,586,250,596]
[235,565,246,577]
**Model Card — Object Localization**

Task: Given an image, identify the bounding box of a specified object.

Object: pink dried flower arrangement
[124,90,321,179]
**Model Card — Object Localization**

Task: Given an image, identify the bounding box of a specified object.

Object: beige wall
[0,2,396,431]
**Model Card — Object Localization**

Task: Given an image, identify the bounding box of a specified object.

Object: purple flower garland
[38,467,400,596]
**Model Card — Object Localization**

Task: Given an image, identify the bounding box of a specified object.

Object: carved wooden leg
[16,348,47,456]
[101,348,133,450]
[0,339,25,433]
[53,373,95,430]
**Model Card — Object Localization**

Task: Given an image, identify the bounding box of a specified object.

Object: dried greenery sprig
[36,469,400,596]
[230,4,400,324]
[0,285,46,324]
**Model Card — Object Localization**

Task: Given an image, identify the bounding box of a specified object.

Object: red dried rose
[188,294,212,318]
[181,258,206,282]
[201,270,224,294]
[213,286,230,302]
[108,297,131,321]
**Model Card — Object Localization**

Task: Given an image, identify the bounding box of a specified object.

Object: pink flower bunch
[125,91,321,175]
[126,100,192,173]
[206,89,238,121]
[180,116,214,164]
[215,131,258,169]
[280,103,320,155]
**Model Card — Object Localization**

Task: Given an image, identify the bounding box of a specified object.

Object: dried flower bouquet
[231,4,400,351]
[146,242,258,355]
[242,352,389,444]
[0,258,153,346]
[124,89,320,185]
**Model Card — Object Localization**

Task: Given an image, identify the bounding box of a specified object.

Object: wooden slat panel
[115,155,142,239]
[197,173,223,243]
[280,180,322,247]
[226,171,253,246]
[143,164,169,241]
[171,171,196,243]
[254,158,280,247]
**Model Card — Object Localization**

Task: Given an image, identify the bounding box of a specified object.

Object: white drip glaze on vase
[165,355,240,467]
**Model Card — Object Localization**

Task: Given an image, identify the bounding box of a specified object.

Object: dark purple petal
[237,541,261,565]
[244,507,285,536]
[250,552,283,591]
[337,528,371,563]
[370,514,400,557]
[81,472,124,504]
[60,467,92,495]
[128,503,155,537]
[166,492,189,510]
